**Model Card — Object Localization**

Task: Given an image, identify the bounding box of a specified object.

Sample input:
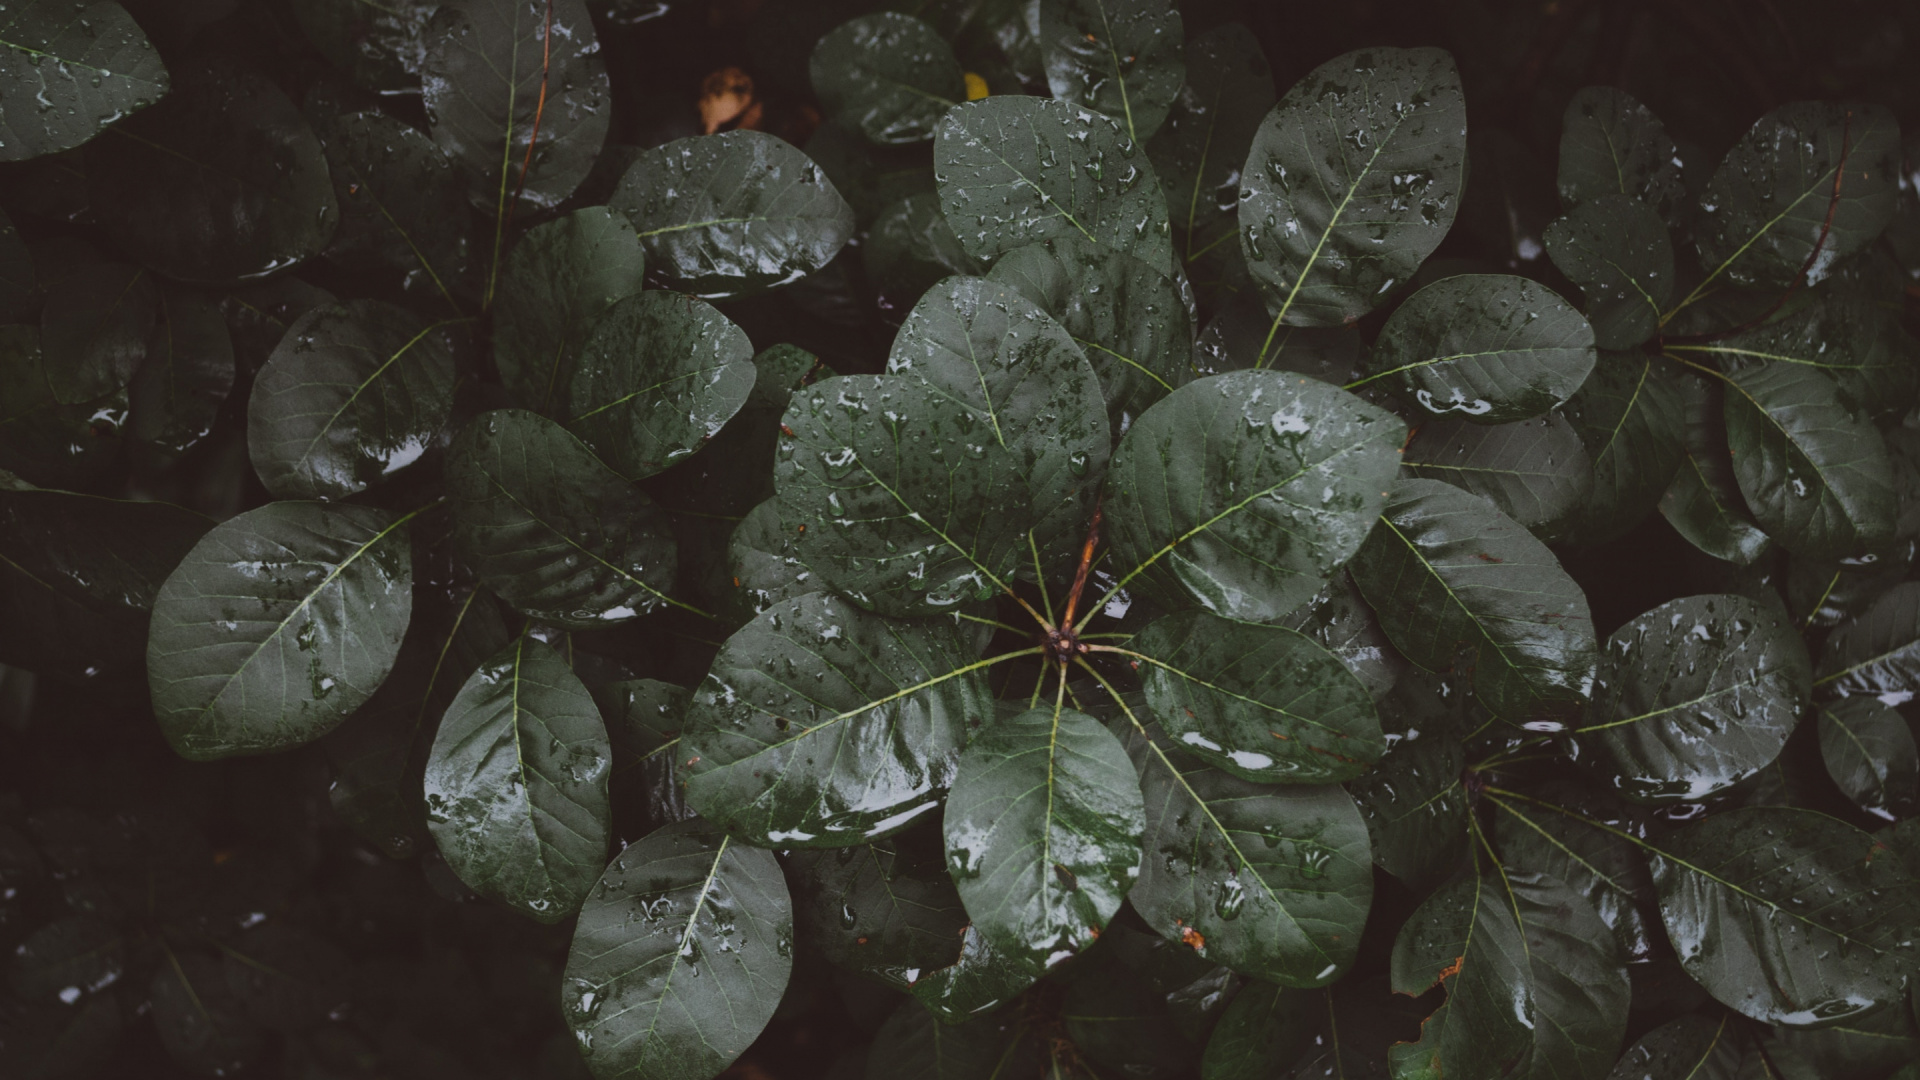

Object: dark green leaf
[1694,103,1901,291]
[1403,414,1592,529]
[1104,370,1406,623]
[683,592,992,846]
[495,207,647,415]
[151,951,265,1075]
[85,67,338,283]
[1039,0,1184,142]
[1149,23,1275,275]
[248,300,460,500]
[561,819,792,1080]
[1351,478,1598,724]
[1346,678,1468,890]
[1132,609,1383,783]
[421,0,609,215]
[1772,996,1920,1079]
[612,130,855,298]
[1276,574,1407,701]
[1817,697,1919,821]
[810,14,964,146]
[988,234,1194,426]
[38,260,155,404]
[725,498,814,619]
[148,500,415,760]
[1600,1014,1739,1080]
[448,408,677,627]
[6,914,122,1002]
[934,95,1174,274]
[775,373,1032,617]
[863,997,1034,1080]
[944,703,1144,976]
[1122,720,1372,986]
[1582,594,1811,803]
[1788,542,1912,631]
[1550,350,1685,546]
[1200,981,1316,1080]
[0,325,125,490]
[1061,960,1195,1080]
[1240,47,1466,327]
[1192,289,1367,383]
[288,0,437,92]
[1650,806,1920,1025]
[128,286,236,465]
[1387,867,1534,1080]
[220,924,350,1032]
[864,191,988,308]
[1544,195,1674,351]
[0,205,31,322]
[1491,794,1654,964]
[1364,274,1596,424]
[1555,87,1685,222]
[1509,872,1630,1080]
[567,292,755,479]
[1661,375,1773,566]
[804,119,935,227]
[1670,296,1917,419]
[1723,361,1895,562]
[908,921,1039,1023]
[1816,581,1920,702]
[0,0,169,162]
[787,837,966,992]
[319,109,472,309]
[425,636,610,921]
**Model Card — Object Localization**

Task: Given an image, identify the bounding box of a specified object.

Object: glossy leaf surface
[1817,697,1919,820]
[1544,195,1673,351]
[810,14,964,146]
[1148,23,1275,273]
[1555,87,1685,221]
[0,0,169,162]
[1387,868,1534,1080]
[1660,375,1772,566]
[786,839,966,992]
[1511,872,1630,1080]
[1553,351,1685,545]
[1402,414,1592,529]
[1039,0,1184,142]
[1817,582,1920,702]
[319,109,471,307]
[128,287,236,465]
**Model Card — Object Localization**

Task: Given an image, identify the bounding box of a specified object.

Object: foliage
[3,2,1920,1079]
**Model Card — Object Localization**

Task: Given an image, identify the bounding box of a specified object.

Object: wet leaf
[128,286,236,466]
[1039,0,1184,142]
[288,0,438,92]
[1351,478,1598,725]
[421,0,609,215]
[0,0,170,163]
[1402,414,1592,529]
[724,498,813,620]
[1817,697,1919,821]
[864,191,988,309]
[1551,350,1685,546]
[1062,958,1195,1079]
[935,94,1175,274]
[248,300,460,500]
[1387,866,1534,1080]
[85,67,338,283]
[944,703,1144,977]
[425,636,611,922]
[151,950,265,1075]
[1240,47,1466,327]
[1192,289,1367,383]
[611,130,855,298]
[38,259,155,404]
[1649,806,1920,1026]
[447,408,677,627]
[561,819,792,1080]
[1104,370,1406,623]
[1365,274,1596,424]
[1555,87,1685,223]
[683,592,992,847]
[0,325,126,490]
[1148,23,1276,276]
[494,206,646,416]
[1816,581,1920,703]
[147,500,414,760]
[1582,594,1811,804]
[319,109,472,308]
[1510,872,1630,1080]
[1491,795,1655,965]
[908,921,1040,1023]
[1599,1014,1740,1080]
[6,914,123,1002]
[1723,361,1895,562]
[1669,295,1917,420]
[810,13,965,146]
[1544,195,1674,351]
[786,838,966,992]
[1346,677,1468,891]
[568,292,755,479]
[1200,980,1316,1080]
[1276,574,1407,701]
[1660,375,1773,566]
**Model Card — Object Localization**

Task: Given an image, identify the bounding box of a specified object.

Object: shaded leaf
[1200,980,1316,1080]
[1346,674,1469,890]
[1148,23,1276,275]
[288,0,437,93]
[1039,0,1184,142]
[1192,288,1366,383]
[1817,581,1920,703]
[1544,195,1674,351]
[319,109,472,308]
[1551,350,1685,545]
[128,286,237,465]
[1387,867,1534,1080]
[6,914,123,1002]
[1062,959,1194,1080]
[0,325,125,490]
[1661,375,1773,566]
[151,951,265,1075]
[810,13,964,146]
[0,205,31,322]
[1509,872,1630,1080]
[1276,574,1407,702]
[38,259,155,404]
[908,922,1039,1023]
[1555,87,1685,222]
[786,837,966,992]
[865,191,988,309]
[1670,295,1917,420]
[1599,1014,1739,1080]
[496,207,647,416]
[1491,791,1654,963]
[1402,414,1592,529]
[220,924,350,1033]
[0,0,169,162]
[1817,696,1919,821]
[863,996,1034,1080]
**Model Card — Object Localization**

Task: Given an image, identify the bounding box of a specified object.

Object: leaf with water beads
[318,109,473,307]
[493,207,646,416]
[785,838,966,993]
[1509,872,1631,1080]
[1817,582,1920,704]
[1660,375,1773,567]
[1544,194,1673,352]
[1402,413,1592,530]
[1554,87,1686,223]
[561,819,792,1080]
[1549,350,1685,547]
[1147,22,1276,274]
[809,13,964,146]
[1039,0,1185,143]
[128,286,236,468]
[1387,865,1535,1080]
[0,0,170,163]
[1199,980,1317,1080]
[1817,696,1920,821]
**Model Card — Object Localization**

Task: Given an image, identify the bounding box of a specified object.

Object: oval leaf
[1555,87,1685,221]
[1817,581,1920,702]
[785,839,966,992]
[129,287,238,465]
[1402,414,1593,529]
[1148,23,1276,276]
[39,260,155,405]
[1659,375,1773,566]
[1039,0,1184,142]
[1544,194,1674,352]
[1818,696,1920,821]
[495,206,646,415]
[0,0,169,162]
[1387,867,1534,1080]
[1550,350,1685,546]
[810,14,964,146]
[319,109,472,308]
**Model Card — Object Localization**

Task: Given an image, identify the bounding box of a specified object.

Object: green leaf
[151,951,265,1075]
[908,922,1040,1023]
[1509,873,1630,1080]
[944,703,1145,976]
[1544,195,1674,351]
[1061,960,1195,1080]
[1649,806,1920,1026]
[1193,289,1367,383]
[1600,1014,1740,1080]
[0,487,207,683]
[888,275,1110,572]
[219,924,350,1032]
[0,325,125,490]
[1277,573,1407,701]
[1555,87,1686,222]
[682,592,993,847]
[864,191,988,308]
[1772,997,1920,1079]
[1660,375,1773,566]
[147,501,414,761]
[421,0,609,217]
[84,68,338,284]
[1670,296,1917,419]
[934,95,1175,274]
[288,0,437,93]
[424,636,610,922]
[804,119,935,226]
[494,207,646,416]
[612,130,855,298]
[1816,581,1920,702]
[1131,609,1383,783]
[1239,46,1466,328]
[38,260,155,404]
[775,373,1032,617]
[567,292,756,480]
[1122,720,1372,987]
[128,287,236,466]
[561,819,792,1080]
[448,408,678,627]
[1550,350,1685,546]
[1148,23,1276,273]
[1039,0,1184,142]
[725,499,813,620]
[247,300,460,500]
[1346,676,1468,890]
[319,109,472,310]
[1817,697,1919,821]
[1693,103,1901,291]
[1723,361,1895,562]
[6,914,123,1002]
[1491,793,1654,964]
[1387,867,1534,1080]
[1351,478,1598,724]
[1364,274,1596,424]
[1104,370,1406,623]
[786,837,966,992]
[1199,981,1316,1080]
[1582,594,1811,804]
[0,0,169,162]
[809,14,964,146]
[863,997,1035,1080]
[1402,414,1593,529]
[987,235,1194,426]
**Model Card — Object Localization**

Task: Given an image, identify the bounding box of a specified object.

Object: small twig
[1059,501,1104,631]
[486,0,556,310]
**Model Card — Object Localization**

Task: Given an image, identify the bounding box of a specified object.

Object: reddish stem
[1059,501,1103,631]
